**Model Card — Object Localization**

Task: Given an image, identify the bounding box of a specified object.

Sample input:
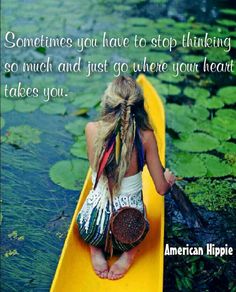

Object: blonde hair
[93,75,152,194]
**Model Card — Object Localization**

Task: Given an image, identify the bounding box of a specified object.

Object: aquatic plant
[3,125,41,147]
[49,159,88,190]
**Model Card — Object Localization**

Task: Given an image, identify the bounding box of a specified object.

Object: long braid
[93,76,152,195]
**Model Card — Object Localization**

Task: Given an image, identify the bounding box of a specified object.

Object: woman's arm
[144,130,175,195]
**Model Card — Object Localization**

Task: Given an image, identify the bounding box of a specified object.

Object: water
[1,0,236,291]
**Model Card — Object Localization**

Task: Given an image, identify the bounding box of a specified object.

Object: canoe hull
[50,74,165,292]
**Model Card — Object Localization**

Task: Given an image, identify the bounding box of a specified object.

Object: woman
[76,76,176,280]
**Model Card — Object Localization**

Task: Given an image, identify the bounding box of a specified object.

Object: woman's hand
[164,168,176,187]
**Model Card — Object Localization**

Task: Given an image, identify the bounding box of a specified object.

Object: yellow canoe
[50,74,165,292]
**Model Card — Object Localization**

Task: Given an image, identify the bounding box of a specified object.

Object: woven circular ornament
[110,207,146,244]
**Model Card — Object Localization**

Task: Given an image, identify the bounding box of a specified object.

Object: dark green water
[1,0,236,291]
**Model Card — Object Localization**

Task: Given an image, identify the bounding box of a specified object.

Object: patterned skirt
[76,172,149,252]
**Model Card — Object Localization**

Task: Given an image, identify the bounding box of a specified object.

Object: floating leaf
[182,55,204,63]
[200,154,232,177]
[72,94,101,108]
[65,119,87,136]
[1,98,14,113]
[197,121,231,141]
[167,110,197,133]
[15,99,40,113]
[216,86,236,105]
[40,103,66,115]
[220,9,236,15]
[4,125,41,147]
[190,105,209,121]
[216,108,236,120]
[185,178,235,211]
[157,72,185,84]
[184,87,210,100]
[49,159,88,190]
[0,117,5,129]
[70,136,87,159]
[206,47,230,62]
[212,116,236,135]
[196,96,224,109]
[217,142,236,154]
[216,19,236,27]
[173,133,220,152]
[156,83,181,96]
[169,152,206,177]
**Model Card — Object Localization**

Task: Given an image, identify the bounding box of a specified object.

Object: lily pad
[15,99,40,113]
[72,94,101,108]
[156,83,181,96]
[167,110,197,133]
[1,98,14,113]
[65,119,88,136]
[196,96,224,109]
[49,159,88,190]
[217,142,236,154]
[184,87,210,100]
[182,55,204,63]
[70,136,87,159]
[216,108,236,120]
[40,103,66,115]
[173,133,220,152]
[197,121,231,141]
[216,86,236,105]
[200,154,232,177]
[0,117,5,129]
[206,48,230,62]
[157,72,185,84]
[220,9,236,15]
[185,178,235,211]
[212,116,236,135]
[216,19,236,27]
[4,125,41,147]
[169,152,206,177]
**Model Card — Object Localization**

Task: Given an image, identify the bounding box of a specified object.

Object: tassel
[94,133,116,190]
[115,131,121,164]
[104,222,113,258]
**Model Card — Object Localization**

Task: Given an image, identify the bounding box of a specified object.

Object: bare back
[85,121,170,194]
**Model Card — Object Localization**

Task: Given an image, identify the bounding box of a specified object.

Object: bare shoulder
[85,121,99,136]
[140,129,156,148]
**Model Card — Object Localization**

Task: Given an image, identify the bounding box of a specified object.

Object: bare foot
[90,245,108,279]
[108,247,138,280]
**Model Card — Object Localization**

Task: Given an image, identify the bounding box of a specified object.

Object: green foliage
[217,86,236,105]
[182,54,204,63]
[70,136,87,159]
[3,125,41,147]
[218,142,236,155]
[216,19,236,27]
[1,98,14,113]
[220,8,236,15]
[184,87,210,100]
[169,152,206,177]
[200,154,232,177]
[206,48,230,62]
[185,178,235,211]
[197,120,231,141]
[14,99,41,113]
[40,103,66,115]
[196,96,224,109]
[65,119,88,136]
[4,249,19,257]
[173,133,220,152]
[158,72,185,84]
[8,230,25,241]
[49,159,88,190]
